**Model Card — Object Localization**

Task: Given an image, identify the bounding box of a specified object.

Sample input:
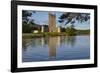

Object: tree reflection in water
[66,36,76,47]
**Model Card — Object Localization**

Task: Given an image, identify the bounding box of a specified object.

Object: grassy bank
[22,30,90,38]
[22,32,67,38]
[75,30,90,35]
[22,33,44,38]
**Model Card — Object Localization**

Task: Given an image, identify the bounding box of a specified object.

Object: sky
[27,10,90,30]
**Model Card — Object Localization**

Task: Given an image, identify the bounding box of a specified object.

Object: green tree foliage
[66,25,76,35]
[58,12,90,35]
[58,12,90,25]
[22,23,32,33]
[22,10,35,24]
[60,28,66,32]
[22,10,37,33]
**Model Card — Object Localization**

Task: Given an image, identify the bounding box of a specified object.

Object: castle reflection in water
[22,36,77,61]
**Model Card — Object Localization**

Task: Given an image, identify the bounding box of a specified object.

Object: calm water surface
[22,36,90,62]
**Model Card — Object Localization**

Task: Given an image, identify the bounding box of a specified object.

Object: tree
[22,23,32,33]
[58,12,90,25]
[22,10,37,33]
[66,25,76,35]
[22,10,35,24]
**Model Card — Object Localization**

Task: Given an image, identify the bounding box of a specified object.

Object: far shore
[22,31,90,38]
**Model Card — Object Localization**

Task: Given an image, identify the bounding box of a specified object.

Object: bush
[66,27,76,36]
[22,23,32,33]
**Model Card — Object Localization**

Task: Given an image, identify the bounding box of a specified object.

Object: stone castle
[48,12,60,32]
[33,12,60,33]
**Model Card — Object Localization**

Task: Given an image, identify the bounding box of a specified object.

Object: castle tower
[48,12,56,32]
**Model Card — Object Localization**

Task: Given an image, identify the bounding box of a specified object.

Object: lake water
[22,35,90,62]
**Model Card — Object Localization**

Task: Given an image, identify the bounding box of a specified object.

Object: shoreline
[22,32,90,38]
